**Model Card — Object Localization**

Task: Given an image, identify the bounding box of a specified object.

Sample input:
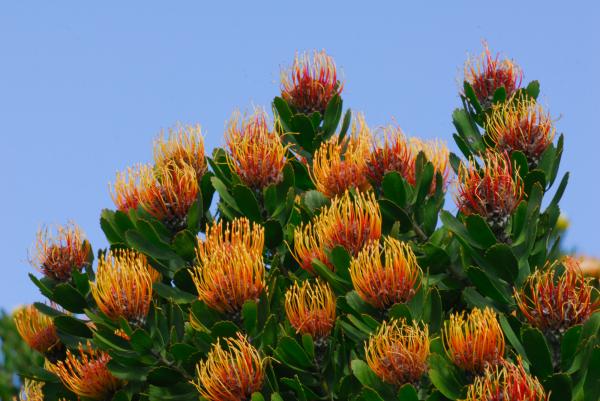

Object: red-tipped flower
[366,125,412,187]
[281,50,343,114]
[285,279,336,341]
[154,123,207,179]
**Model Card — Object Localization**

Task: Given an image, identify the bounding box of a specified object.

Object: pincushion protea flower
[464,43,523,108]
[284,279,336,341]
[350,237,422,309]
[189,246,265,316]
[515,258,599,333]
[310,114,371,198]
[31,223,91,282]
[281,50,343,115]
[13,305,60,356]
[366,125,412,188]
[464,358,548,401]
[225,109,288,190]
[406,138,451,194]
[48,341,122,400]
[110,164,144,213]
[91,249,153,324]
[365,319,430,387]
[291,220,331,274]
[456,151,523,239]
[443,307,505,373]
[192,333,265,401]
[487,97,555,167]
[196,217,264,264]
[17,379,44,401]
[154,123,207,179]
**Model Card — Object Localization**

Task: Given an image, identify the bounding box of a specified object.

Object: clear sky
[1,1,599,310]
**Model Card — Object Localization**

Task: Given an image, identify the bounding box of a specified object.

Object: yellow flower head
[31,222,91,282]
[407,138,450,194]
[284,279,336,340]
[487,97,555,166]
[13,305,60,356]
[350,237,422,309]
[192,333,265,401]
[225,109,288,189]
[48,341,122,400]
[110,164,145,213]
[196,217,264,265]
[91,249,154,324]
[464,358,548,401]
[365,319,430,386]
[154,123,207,179]
[190,246,265,315]
[17,379,44,401]
[281,50,343,115]
[515,258,599,332]
[443,307,505,373]
[366,125,412,187]
[291,220,331,275]
[310,114,371,198]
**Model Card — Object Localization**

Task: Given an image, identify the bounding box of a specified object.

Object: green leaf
[440,211,480,249]
[484,244,519,283]
[322,94,342,138]
[382,171,407,207]
[339,109,352,140]
[329,245,351,281]
[210,321,239,339]
[351,360,394,399]
[210,176,240,212]
[463,82,483,115]
[54,315,93,338]
[428,354,464,400]
[52,283,88,313]
[264,220,283,249]
[466,266,511,305]
[125,230,181,262]
[291,114,316,152]
[526,80,540,99]
[359,388,385,401]
[546,373,572,401]
[312,259,351,294]
[453,108,483,152]
[275,336,313,369]
[301,334,315,360]
[233,184,262,222]
[547,172,569,210]
[251,393,266,401]
[584,346,600,401]
[130,329,154,353]
[397,384,419,401]
[561,324,582,371]
[153,282,196,304]
[492,86,507,104]
[148,366,184,387]
[28,273,54,299]
[242,300,258,334]
[302,190,329,213]
[171,230,196,261]
[465,215,497,248]
[498,314,528,363]
[521,327,553,379]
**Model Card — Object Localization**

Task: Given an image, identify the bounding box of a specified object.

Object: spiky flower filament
[310,114,371,198]
[487,97,555,167]
[138,161,199,233]
[350,238,422,309]
[13,305,60,355]
[48,341,122,400]
[110,164,144,213]
[456,151,523,234]
[318,190,382,257]
[90,249,153,324]
[464,43,523,108]
[406,138,451,194]
[280,50,343,115]
[365,319,430,386]
[515,258,599,333]
[31,222,91,282]
[225,109,288,190]
[443,307,505,373]
[291,220,331,274]
[464,358,548,401]
[190,246,265,315]
[18,379,44,401]
[154,123,207,179]
[284,279,336,340]
[196,218,264,265]
[366,125,412,187]
[192,333,265,401]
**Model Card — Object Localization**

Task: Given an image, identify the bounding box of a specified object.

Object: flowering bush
[13,46,600,401]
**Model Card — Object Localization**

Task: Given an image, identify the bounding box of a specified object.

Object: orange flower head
[138,161,199,233]
[31,222,91,282]
[443,307,505,373]
[285,279,336,341]
[365,319,430,386]
[366,125,412,187]
[291,220,331,274]
[464,358,548,401]
[18,379,44,401]
[487,97,555,167]
[318,190,382,257]
[281,50,343,115]
[577,255,600,279]
[311,114,371,198]
[515,258,599,333]
[192,333,265,401]
[154,123,207,179]
[91,249,153,324]
[196,217,264,265]
[48,341,122,400]
[406,138,451,195]
[110,164,144,213]
[190,246,265,315]
[456,151,523,233]
[225,109,288,189]
[464,43,523,108]
[350,237,422,309]
[13,305,60,355]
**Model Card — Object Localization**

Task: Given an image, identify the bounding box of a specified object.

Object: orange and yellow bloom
[291,220,331,274]
[443,307,505,373]
[110,164,144,213]
[225,109,288,190]
[192,333,265,401]
[17,379,44,401]
[365,319,430,386]
[154,123,207,179]
[31,222,91,282]
[196,217,264,264]
[13,305,60,356]
[406,138,451,194]
[366,125,412,187]
[285,279,336,341]
[91,249,154,324]
[49,341,122,400]
[281,50,343,115]
[350,237,422,309]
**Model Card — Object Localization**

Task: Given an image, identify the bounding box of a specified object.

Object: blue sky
[1,1,599,310]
